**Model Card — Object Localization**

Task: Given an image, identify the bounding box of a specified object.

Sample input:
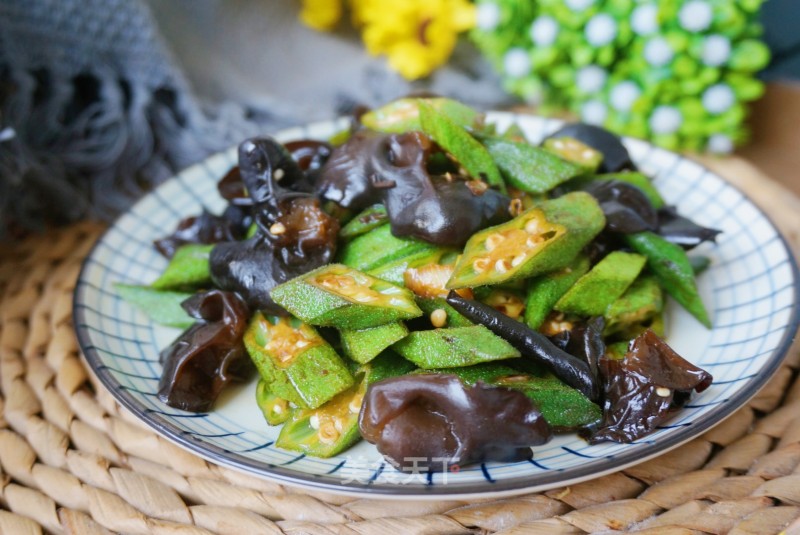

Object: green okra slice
[360,97,479,133]
[604,275,664,335]
[367,246,455,285]
[275,351,414,457]
[418,101,506,193]
[524,254,591,330]
[625,232,711,328]
[151,244,213,290]
[255,379,294,426]
[270,264,422,330]
[447,192,605,289]
[339,204,388,240]
[114,283,194,328]
[244,312,354,410]
[541,136,603,173]
[392,325,520,369]
[494,374,602,429]
[419,363,600,429]
[482,136,584,194]
[338,224,440,272]
[554,251,647,316]
[339,322,409,364]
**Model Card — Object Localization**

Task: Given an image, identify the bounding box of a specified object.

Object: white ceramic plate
[74,113,799,499]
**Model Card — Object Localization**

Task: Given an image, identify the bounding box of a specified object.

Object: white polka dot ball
[650,106,682,135]
[644,37,674,67]
[581,100,608,125]
[610,81,642,112]
[679,1,714,33]
[476,3,501,32]
[702,84,736,114]
[504,48,532,78]
[702,35,731,67]
[530,16,560,47]
[576,65,608,94]
[631,4,659,36]
[585,13,617,47]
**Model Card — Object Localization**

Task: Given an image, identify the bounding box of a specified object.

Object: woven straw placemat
[1,156,799,535]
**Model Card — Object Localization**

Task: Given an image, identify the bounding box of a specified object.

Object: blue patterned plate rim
[73,113,800,499]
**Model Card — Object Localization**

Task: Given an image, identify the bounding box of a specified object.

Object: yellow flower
[354,0,476,80]
[300,0,343,31]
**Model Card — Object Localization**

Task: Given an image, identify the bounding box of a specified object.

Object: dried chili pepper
[446,291,600,401]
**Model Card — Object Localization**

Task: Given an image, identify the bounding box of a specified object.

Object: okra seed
[552,140,565,150]
[656,387,671,397]
[295,339,310,349]
[511,253,527,267]
[318,421,340,444]
[582,149,595,159]
[352,292,377,303]
[495,259,510,273]
[526,236,543,248]
[485,233,506,251]
[309,414,320,430]
[269,222,287,235]
[430,309,447,328]
[473,257,489,273]
[273,168,285,181]
[272,402,285,415]
[524,219,541,234]
[348,395,364,414]
[333,418,344,433]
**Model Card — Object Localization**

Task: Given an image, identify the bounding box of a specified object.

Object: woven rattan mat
[1,156,799,535]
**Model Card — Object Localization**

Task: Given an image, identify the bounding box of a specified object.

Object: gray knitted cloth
[0,0,262,233]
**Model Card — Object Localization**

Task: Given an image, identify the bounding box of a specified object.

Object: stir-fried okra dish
[117,97,716,471]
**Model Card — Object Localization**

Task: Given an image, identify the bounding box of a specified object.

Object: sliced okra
[339,204,388,240]
[270,264,422,330]
[338,224,440,273]
[604,275,664,335]
[494,374,602,430]
[151,244,213,290]
[554,251,647,316]
[625,232,711,328]
[392,325,520,369]
[541,136,603,173]
[447,192,605,289]
[360,97,479,133]
[339,322,409,364]
[418,100,506,193]
[524,254,590,330]
[244,312,354,409]
[482,136,584,193]
[367,246,454,285]
[275,351,414,457]
[115,283,194,328]
[255,379,294,426]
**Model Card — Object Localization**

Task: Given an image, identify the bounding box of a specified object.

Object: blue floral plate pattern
[74,113,799,498]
